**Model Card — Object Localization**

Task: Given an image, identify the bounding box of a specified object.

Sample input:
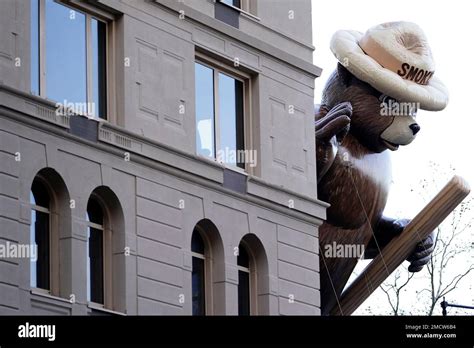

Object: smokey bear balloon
[315,22,449,315]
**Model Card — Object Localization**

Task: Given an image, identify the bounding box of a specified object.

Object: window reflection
[31,0,107,119]
[221,0,241,8]
[45,0,87,111]
[195,61,245,168]
[195,63,215,158]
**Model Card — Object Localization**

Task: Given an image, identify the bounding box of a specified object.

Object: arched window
[85,186,125,312]
[237,234,270,315]
[189,219,225,315]
[86,196,106,305]
[237,242,251,316]
[191,229,206,315]
[30,178,51,290]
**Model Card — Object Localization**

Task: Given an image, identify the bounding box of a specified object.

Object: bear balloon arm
[316,134,338,180]
[315,102,352,181]
[364,216,435,272]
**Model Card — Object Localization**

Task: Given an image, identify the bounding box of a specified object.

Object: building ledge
[87,302,127,316]
[29,289,73,314]
[0,82,70,129]
[0,85,327,224]
[151,0,322,77]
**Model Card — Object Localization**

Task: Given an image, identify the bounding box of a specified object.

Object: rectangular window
[87,226,104,305]
[91,18,107,118]
[30,0,39,95]
[195,60,246,169]
[220,0,241,8]
[30,180,52,292]
[31,0,108,119]
[45,1,87,110]
[30,210,50,290]
[219,0,254,14]
[191,256,206,315]
[195,63,215,159]
[238,270,250,315]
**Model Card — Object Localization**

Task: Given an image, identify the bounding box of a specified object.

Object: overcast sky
[311,0,473,315]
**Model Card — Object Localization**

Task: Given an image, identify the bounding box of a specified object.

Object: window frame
[237,240,258,315]
[191,229,206,316]
[218,0,259,19]
[32,0,113,120]
[30,179,51,293]
[30,176,60,296]
[237,258,250,315]
[195,52,253,173]
[85,194,113,309]
[191,225,215,315]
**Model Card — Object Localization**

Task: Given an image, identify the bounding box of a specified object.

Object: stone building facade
[0,0,326,315]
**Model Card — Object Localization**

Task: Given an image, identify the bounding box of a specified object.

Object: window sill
[218,2,260,21]
[239,9,260,22]
[61,111,108,123]
[197,154,249,176]
[30,289,72,304]
[28,91,109,123]
[221,162,248,176]
[87,302,126,316]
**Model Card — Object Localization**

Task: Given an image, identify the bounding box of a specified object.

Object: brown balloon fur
[317,63,401,315]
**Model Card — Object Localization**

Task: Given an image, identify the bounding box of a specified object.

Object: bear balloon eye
[378,94,396,105]
[378,94,417,117]
[379,94,397,115]
[408,104,418,117]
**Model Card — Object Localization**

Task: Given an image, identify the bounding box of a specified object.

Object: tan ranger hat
[330,21,448,111]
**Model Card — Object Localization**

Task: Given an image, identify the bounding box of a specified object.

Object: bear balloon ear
[337,63,353,87]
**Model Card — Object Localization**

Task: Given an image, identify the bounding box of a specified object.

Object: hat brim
[330,30,449,111]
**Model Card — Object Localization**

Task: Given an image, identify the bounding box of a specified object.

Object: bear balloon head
[321,63,421,153]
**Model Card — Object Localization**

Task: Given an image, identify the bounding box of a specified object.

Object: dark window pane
[30,179,50,290]
[30,211,37,287]
[192,256,206,315]
[88,227,104,304]
[31,179,50,208]
[238,270,250,315]
[91,18,107,119]
[87,196,104,304]
[195,63,215,158]
[191,230,205,254]
[30,0,39,95]
[87,198,103,225]
[45,1,86,112]
[218,73,244,168]
[30,209,50,290]
[237,243,249,268]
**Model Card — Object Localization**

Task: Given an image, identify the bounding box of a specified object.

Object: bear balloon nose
[409,123,420,135]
